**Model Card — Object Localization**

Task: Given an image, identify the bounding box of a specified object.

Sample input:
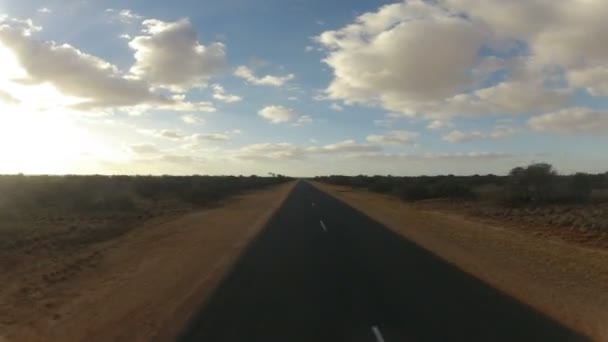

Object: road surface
[178,181,586,341]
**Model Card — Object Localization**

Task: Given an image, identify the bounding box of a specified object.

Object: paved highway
[178,181,586,341]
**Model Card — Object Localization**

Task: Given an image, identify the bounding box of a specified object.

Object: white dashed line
[372,325,386,342]
[319,220,327,232]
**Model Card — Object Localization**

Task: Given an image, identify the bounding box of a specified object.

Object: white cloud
[211,84,242,103]
[129,19,225,91]
[236,143,303,160]
[317,0,487,108]
[315,0,608,119]
[158,129,185,140]
[37,8,52,14]
[191,133,229,142]
[118,9,142,22]
[568,66,608,97]
[0,21,166,109]
[293,115,313,126]
[442,126,517,143]
[360,151,518,162]
[234,139,381,161]
[373,119,394,128]
[181,114,205,125]
[258,105,301,124]
[141,129,229,142]
[366,130,418,145]
[234,66,294,87]
[528,108,608,135]
[306,140,381,155]
[427,119,452,130]
[128,143,159,155]
[0,89,19,104]
[330,103,344,111]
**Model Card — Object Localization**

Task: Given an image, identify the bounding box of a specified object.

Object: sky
[0,0,607,176]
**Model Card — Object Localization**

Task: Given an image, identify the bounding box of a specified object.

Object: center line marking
[319,220,327,232]
[372,325,386,342]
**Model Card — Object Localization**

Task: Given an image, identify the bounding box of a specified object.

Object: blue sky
[0,0,606,176]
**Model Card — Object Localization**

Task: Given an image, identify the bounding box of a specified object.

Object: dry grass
[412,200,608,249]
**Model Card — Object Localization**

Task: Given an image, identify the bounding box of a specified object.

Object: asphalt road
[178,181,587,342]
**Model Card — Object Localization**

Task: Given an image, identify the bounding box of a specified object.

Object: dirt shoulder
[312,182,608,341]
[0,181,295,342]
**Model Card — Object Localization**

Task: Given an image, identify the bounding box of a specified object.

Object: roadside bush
[506,163,557,205]
[315,165,605,206]
[398,181,431,201]
[0,175,292,219]
[430,178,475,199]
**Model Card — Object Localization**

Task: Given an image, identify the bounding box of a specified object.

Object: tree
[507,163,557,204]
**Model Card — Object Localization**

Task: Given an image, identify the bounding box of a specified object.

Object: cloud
[142,129,229,142]
[359,151,518,162]
[211,84,242,103]
[234,66,294,86]
[317,0,487,109]
[258,105,301,124]
[181,114,204,125]
[306,140,381,154]
[191,133,229,142]
[315,0,608,118]
[366,130,418,145]
[37,8,52,14]
[0,89,19,104]
[128,143,159,155]
[427,120,452,130]
[568,66,608,97]
[330,103,344,111]
[293,115,313,126]
[373,119,394,128]
[129,19,225,91]
[158,129,185,140]
[118,9,142,22]
[528,108,608,134]
[236,143,303,160]
[442,127,517,143]
[233,139,382,161]
[0,20,167,109]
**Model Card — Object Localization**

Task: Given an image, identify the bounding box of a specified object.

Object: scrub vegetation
[316,163,608,239]
[0,175,291,250]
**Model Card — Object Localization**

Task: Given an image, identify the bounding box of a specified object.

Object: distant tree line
[315,163,608,206]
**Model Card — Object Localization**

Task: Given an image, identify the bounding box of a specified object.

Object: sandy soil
[0,182,295,342]
[312,182,608,341]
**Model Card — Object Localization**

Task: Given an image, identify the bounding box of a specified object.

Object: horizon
[1,0,607,176]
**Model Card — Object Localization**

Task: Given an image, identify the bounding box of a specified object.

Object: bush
[431,178,475,199]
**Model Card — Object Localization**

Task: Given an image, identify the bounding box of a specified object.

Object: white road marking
[319,220,327,232]
[372,325,386,342]
[312,202,315,206]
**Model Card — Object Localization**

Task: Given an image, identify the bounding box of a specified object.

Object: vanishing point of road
[178,181,587,342]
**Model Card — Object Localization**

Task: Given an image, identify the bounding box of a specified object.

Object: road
[178,181,587,341]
